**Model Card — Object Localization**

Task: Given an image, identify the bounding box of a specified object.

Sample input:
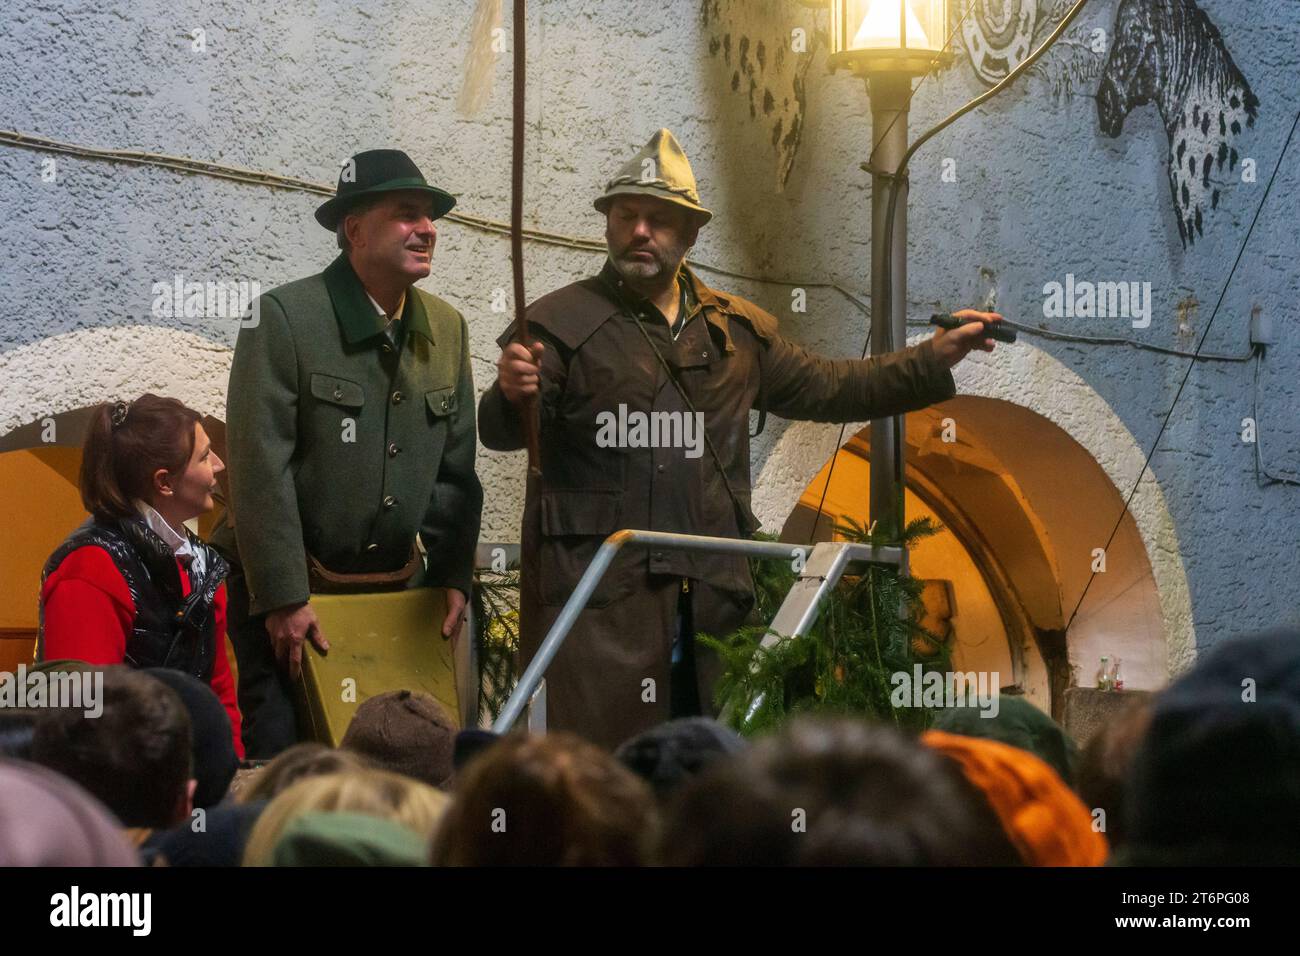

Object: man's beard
[608,235,689,284]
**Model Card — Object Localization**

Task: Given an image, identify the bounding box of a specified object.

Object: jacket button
[333,387,343,400]
[701,352,709,359]
[440,398,449,411]
[382,343,394,354]
[391,390,403,405]
[366,543,379,552]
[657,464,666,473]
[383,495,397,509]
[388,442,400,457]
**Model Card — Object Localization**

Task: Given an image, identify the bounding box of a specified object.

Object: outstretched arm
[760,310,1001,422]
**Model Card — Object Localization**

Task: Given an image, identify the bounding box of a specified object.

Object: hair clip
[110,400,130,429]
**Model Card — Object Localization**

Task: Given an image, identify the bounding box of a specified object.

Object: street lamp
[815,0,951,551]
[828,0,950,75]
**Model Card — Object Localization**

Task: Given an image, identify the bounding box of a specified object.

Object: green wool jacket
[218,254,482,616]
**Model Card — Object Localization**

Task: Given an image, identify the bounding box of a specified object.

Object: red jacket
[40,545,245,760]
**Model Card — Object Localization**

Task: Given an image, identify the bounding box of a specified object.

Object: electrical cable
[0,128,902,322]
[1062,104,1300,633]
[1253,348,1300,487]
[904,318,1254,361]
[853,0,1297,638]
[882,0,1094,542]
[807,0,990,542]
[0,124,1258,363]
[810,0,1090,543]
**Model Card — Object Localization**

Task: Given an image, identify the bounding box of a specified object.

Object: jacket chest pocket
[425,386,457,418]
[310,373,365,409]
[306,374,366,451]
[417,386,456,466]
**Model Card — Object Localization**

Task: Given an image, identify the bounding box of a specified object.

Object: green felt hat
[315,149,456,230]
[594,129,712,225]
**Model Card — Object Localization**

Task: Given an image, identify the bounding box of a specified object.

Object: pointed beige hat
[593,128,712,225]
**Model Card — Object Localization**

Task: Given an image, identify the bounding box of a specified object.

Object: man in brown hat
[216,149,483,757]
[479,129,1000,750]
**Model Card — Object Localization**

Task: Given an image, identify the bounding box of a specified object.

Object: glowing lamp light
[827,0,950,75]
[853,0,930,48]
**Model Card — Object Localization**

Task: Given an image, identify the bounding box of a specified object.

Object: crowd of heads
[2,627,1297,866]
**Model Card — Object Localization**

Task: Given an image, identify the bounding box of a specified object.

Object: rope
[509,0,541,476]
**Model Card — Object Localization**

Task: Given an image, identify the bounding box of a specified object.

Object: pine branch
[713,518,953,736]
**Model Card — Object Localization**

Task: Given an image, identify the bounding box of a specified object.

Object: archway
[775,396,1173,720]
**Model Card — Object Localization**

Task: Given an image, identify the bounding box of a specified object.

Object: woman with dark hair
[39,394,243,758]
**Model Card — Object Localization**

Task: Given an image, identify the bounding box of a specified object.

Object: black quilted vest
[39,517,229,681]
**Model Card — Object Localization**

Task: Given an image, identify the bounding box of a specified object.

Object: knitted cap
[614,717,745,798]
[144,668,239,808]
[931,695,1079,787]
[452,728,501,773]
[1122,629,1300,865]
[922,730,1109,866]
[340,690,457,789]
[152,800,267,867]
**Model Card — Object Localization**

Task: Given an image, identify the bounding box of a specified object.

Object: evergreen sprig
[471,566,521,724]
[701,516,953,737]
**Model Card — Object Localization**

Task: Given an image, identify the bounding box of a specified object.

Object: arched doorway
[778,396,1170,720]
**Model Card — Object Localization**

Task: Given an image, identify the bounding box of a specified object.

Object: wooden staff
[511,0,542,477]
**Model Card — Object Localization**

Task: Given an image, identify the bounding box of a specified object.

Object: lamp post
[821,1,951,551]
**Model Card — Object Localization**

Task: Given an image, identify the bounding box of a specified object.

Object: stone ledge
[1062,686,1153,746]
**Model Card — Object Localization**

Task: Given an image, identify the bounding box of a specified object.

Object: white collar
[366,290,406,321]
[135,501,199,567]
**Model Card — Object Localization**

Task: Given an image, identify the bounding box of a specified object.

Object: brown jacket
[478,261,956,749]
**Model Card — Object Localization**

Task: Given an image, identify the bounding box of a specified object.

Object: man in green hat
[216,149,483,758]
[479,129,1002,750]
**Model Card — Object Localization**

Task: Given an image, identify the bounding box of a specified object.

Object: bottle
[1096,655,1111,691]
[1110,656,1124,692]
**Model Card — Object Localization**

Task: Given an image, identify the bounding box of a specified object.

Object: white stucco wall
[3,0,1297,675]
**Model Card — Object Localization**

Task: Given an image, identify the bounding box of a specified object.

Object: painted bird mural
[1096,0,1259,247]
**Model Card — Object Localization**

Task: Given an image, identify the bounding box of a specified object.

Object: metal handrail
[492,529,901,734]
